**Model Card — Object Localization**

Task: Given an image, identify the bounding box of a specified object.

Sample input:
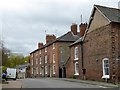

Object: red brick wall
[66,44,81,79]
[83,23,120,82]
[111,23,120,82]
[83,24,112,81]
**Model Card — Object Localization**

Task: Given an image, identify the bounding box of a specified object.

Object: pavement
[2,79,22,89]
[53,78,119,88]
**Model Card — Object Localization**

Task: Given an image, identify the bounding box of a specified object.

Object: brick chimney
[79,23,87,37]
[46,34,56,44]
[71,23,77,35]
[38,43,43,49]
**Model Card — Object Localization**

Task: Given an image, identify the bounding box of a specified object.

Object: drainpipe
[80,41,86,80]
[33,53,35,78]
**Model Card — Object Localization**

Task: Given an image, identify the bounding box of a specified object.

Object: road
[21,78,107,88]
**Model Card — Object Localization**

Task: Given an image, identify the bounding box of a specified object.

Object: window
[45,47,47,52]
[31,68,33,74]
[36,52,38,56]
[102,58,110,79]
[31,53,33,57]
[53,54,55,63]
[74,62,79,75]
[40,67,42,74]
[45,55,47,63]
[36,59,38,64]
[53,65,55,74]
[31,59,33,65]
[45,66,47,74]
[40,50,41,54]
[74,47,78,60]
[40,57,42,64]
[53,43,55,49]
[36,67,38,74]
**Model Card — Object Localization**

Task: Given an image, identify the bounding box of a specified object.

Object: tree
[4,54,30,68]
[0,40,11,66]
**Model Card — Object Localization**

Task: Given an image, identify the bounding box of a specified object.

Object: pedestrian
[2,71,7,81]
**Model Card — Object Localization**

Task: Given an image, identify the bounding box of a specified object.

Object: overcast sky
[0,0,120,56]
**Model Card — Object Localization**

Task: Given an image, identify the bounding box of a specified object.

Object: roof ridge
[94,4,120,10]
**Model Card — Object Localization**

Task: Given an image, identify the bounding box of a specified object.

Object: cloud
[1,0,120,55]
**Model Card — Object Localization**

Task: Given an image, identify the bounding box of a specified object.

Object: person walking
[2,72,7,81]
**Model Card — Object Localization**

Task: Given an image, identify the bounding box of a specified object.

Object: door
[59,67,62,78]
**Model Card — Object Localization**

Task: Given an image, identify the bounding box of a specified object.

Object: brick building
[30,23,80,78]
[66,5,120,83]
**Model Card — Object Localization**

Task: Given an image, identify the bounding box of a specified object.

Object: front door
[59,67,62,78]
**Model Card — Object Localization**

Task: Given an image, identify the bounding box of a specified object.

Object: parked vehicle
[6,68,17,80]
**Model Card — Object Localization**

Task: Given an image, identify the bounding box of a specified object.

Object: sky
[0,0,120,56]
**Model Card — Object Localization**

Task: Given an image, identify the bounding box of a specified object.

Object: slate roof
[94,5,120,23]
[30,31,80,54]
[71,5,120,46]
[56,31,80,42]
[70,37,82,46]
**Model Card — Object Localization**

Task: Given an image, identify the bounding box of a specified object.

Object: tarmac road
[21,78,108,88]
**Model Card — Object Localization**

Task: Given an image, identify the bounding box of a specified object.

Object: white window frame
[45,66,47,74]
[31,53,33,57]
[36,67,38,74]
[74,62,79,75]
[40,67,42,74]
[53,43,55,49]
[102,58,110,79]
[53,65,55,74]
[53,54,55,63]
[36,58,38,64]
[74,47,78,60]
[31,59,33,66]
[45,55,47,63]
[45,47,47,52]
[36,52,38,56]
[40,57,42,64]
[40,50,41,54]
[31,68,33,74]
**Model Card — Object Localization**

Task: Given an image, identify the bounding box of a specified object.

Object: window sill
[102,75,110,79]
[74,58,79,61]
[74,73,79,75]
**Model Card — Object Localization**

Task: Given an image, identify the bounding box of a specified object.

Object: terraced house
[30,23,81,78]
[66,5,120,83]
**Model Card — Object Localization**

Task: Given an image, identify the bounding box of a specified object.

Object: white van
[7,68,17,80]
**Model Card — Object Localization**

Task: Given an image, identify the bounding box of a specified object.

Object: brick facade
[66,23,120,83]
[29,5,120,83]
[30,24,80,78]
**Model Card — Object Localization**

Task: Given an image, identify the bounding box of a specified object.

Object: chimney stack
[38,43,43,49]
[46,34,56,44]
[71,23,77,35]
[79,23,87,37]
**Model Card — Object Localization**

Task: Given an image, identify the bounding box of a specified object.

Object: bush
[69,76,77,79]
[2,66,7,73]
